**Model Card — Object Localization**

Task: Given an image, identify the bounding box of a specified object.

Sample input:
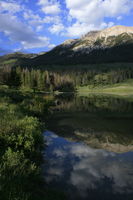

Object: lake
[43,94,133,200]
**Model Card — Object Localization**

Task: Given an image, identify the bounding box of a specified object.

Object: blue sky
[0,0,133,55]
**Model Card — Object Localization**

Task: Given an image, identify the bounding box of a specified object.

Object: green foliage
[0,59,133,94]
[1,64,133,93]
[0,146,41,200]
[0,68,21,88]
[55,81,76,92]
[0,88,54,200]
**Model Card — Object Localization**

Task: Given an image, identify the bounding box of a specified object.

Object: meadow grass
[78,79,133,96]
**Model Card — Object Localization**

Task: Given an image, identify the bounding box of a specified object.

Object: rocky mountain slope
[32,25,133,65]
[61,25,133,50]
[1,25,133,67]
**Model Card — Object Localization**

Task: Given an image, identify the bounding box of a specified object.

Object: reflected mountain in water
[47,94,133,153]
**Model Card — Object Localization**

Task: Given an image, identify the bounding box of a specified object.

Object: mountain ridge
[86,25,133,38]
[61,25,133,47]
[1,25,133,67]
[31,25,133,65]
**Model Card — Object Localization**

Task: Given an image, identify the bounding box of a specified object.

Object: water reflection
[44,94,133,199]
[44,131,133,200]
[47,94,133,153]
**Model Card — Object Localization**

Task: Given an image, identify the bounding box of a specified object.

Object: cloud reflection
[43,131,133,199]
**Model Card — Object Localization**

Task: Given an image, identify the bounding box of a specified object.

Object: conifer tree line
[0,65,133,91]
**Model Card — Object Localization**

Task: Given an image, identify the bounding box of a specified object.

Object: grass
[78,79,133,96]
[2,59,17,65]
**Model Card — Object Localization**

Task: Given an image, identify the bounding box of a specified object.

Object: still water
[43,94,133,200]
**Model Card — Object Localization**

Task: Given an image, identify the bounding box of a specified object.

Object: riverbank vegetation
[0,87,66,200]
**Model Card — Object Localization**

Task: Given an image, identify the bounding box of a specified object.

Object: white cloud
[38,0,49,4]
[0,1,59,51]
[42,4,60,15]
[43,16,61,23]
[0,13,50,49]
[65,22,115,37]
[36,25,44,32]
[0,1,21,14]
[49,23,64,34]
[117,16,123,20]
[21,36,49,49]
[38,0,61,15]
[23,10,41,20]
[48,43,56,49]
[66,0,133,22]
[65,0,133,37]
[29,16,61,27]
[66,23,96,37]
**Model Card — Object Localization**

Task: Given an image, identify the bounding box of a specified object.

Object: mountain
[0,52,37,68]
[32,25,133,65]
[1,25,133,67]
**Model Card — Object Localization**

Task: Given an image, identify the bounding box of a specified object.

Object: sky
[0,0,133,55]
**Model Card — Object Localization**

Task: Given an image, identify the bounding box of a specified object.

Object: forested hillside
[0,63,133,92]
